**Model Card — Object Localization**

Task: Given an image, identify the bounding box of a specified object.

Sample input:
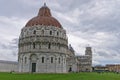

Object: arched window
[57,31,59,36]
[58,57,60,64]
[59,44,60,49]
[42,30,44,35]
[30,42,32,49]
[33,43,35,49]
[25,57,27,64]
[48,43,51,49]
[51,57,53,63]
[50,31,52,35]
[42,57,44,63]
[33,30,36,34]
[39,43,41,49]
[64,58,65,64]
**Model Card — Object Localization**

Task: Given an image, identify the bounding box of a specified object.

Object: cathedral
[0,3,92,73]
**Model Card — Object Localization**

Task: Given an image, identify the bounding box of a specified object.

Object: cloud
[0,16,27,39]
[0,38,18,61]
[0,16,24,61]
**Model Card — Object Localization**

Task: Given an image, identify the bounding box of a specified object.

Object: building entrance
[32,63,36,72]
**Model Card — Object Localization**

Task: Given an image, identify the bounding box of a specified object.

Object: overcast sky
[0,0,120,66]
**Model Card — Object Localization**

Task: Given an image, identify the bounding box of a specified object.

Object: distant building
[0,60,18,72]
[0,3,92,73]
[66,45,92,72]
[106,64,120,72]
[93,65,108,72]
[76,47,92,72]
[92,64,120,73]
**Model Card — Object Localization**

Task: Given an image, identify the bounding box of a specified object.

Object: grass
[0,72,120,80]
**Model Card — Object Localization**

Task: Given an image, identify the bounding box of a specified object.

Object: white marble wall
[18,25,68,73]
[0,61,18,72]
[19,53,67,73]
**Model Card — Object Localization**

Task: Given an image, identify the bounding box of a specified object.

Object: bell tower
[85,46,92,56]
[85,46,92,72]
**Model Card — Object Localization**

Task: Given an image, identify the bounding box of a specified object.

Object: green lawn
[0,72,120,80]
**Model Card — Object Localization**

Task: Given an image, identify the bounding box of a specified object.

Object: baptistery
[18,3,68,73]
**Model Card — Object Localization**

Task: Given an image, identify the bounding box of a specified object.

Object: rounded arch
[40,55,46,63]
[57,31,59,36]
[41,30,44,35]
[33,30,36,34]
[30,54,37,62]
[49,55,56,63]
[50,30,52,35]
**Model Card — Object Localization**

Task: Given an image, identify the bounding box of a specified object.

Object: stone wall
[0,60,18,72]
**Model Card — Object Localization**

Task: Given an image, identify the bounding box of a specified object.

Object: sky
[0,0,120,66]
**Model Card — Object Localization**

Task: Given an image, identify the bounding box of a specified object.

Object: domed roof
[25,3,62,28]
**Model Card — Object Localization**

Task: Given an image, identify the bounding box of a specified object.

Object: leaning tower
[85,46,92,72]
[18,3,68,73]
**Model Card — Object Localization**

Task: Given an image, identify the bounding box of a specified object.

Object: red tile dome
[25,3,62,28]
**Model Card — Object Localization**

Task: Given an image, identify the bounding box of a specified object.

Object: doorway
[32,63,36,72]
[69,67,72,72]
